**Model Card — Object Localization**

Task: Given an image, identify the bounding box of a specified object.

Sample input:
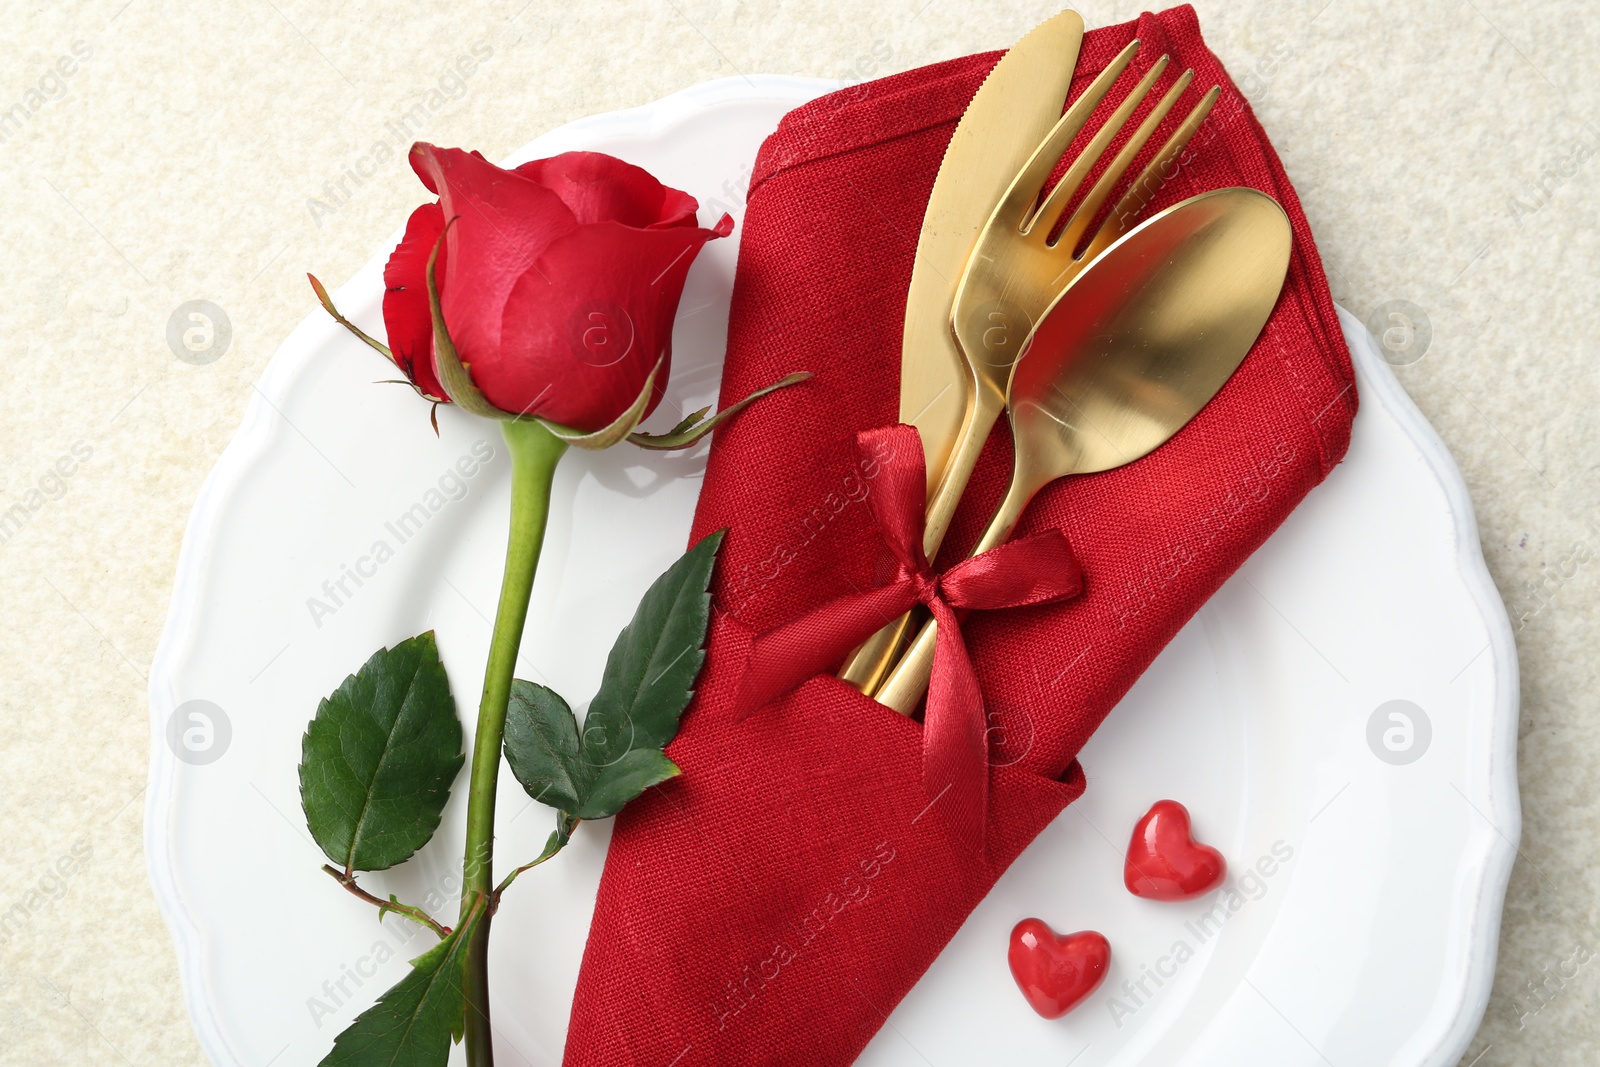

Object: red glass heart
[1006,918,1111,1019]
[1124,799,1227,901]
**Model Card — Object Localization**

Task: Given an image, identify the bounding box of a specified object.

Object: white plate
[147,76,1518,1067]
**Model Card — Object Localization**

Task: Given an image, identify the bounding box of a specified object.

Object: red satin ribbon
[736,424,1084,850]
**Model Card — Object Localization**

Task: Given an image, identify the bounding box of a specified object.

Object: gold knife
[839,10,1085,690]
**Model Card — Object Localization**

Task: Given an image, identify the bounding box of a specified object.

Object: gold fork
[850,41,1220,696]
[872,187,1291,713]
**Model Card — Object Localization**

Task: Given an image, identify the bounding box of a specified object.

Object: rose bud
[311,143,807,447]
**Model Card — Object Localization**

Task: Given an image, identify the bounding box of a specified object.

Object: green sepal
[628,371,814,450]
[536,354,663,450]
[309,273,393,360]
[425,222,511,420]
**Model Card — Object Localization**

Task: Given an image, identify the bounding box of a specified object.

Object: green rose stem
[460,416,568,1066]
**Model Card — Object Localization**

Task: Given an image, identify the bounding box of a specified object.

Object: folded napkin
[562,7,1355,1064]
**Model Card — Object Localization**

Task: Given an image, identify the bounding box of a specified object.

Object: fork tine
[1049,67,1195,256]
[1075,84,1220,264]
[991,40,1140,231]
[1024,56,1171,241]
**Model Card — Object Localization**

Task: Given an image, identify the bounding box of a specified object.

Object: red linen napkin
[562,7,1355,1065]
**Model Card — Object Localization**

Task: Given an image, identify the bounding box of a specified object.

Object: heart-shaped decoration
[1007,918,1111,1019]
[1124,799,1227,901]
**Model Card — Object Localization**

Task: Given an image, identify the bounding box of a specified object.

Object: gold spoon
[871,186,1293,714]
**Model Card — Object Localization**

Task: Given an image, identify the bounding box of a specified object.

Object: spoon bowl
[996,185,1292,546]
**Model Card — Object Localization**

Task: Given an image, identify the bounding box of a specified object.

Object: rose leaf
[575,530,720,810]
[502,680,584,815]
[299,632,464,873]
[500,531,721,820]
[317,896,484,1065]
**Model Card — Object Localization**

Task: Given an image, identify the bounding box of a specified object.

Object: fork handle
[920,386,1007,560]
[837,386,1006,690]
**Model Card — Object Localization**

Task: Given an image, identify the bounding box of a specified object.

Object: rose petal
[512,151,701,229]
[480,220,726,429]
[408,146,490,195]
[381,201,449,401]
[408,143,580,366]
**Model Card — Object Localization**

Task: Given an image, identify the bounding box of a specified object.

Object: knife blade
[839,10,1084,689]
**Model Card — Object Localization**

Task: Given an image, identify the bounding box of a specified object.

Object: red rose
[380,143,732,431]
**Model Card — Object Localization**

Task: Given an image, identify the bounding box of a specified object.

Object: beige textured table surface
[2,1,1595,1064]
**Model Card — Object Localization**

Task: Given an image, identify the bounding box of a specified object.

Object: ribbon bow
[737,424,1084,850]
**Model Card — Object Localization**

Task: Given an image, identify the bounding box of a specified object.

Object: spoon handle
[837,387,1006,690]
[871,471,1036,715]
